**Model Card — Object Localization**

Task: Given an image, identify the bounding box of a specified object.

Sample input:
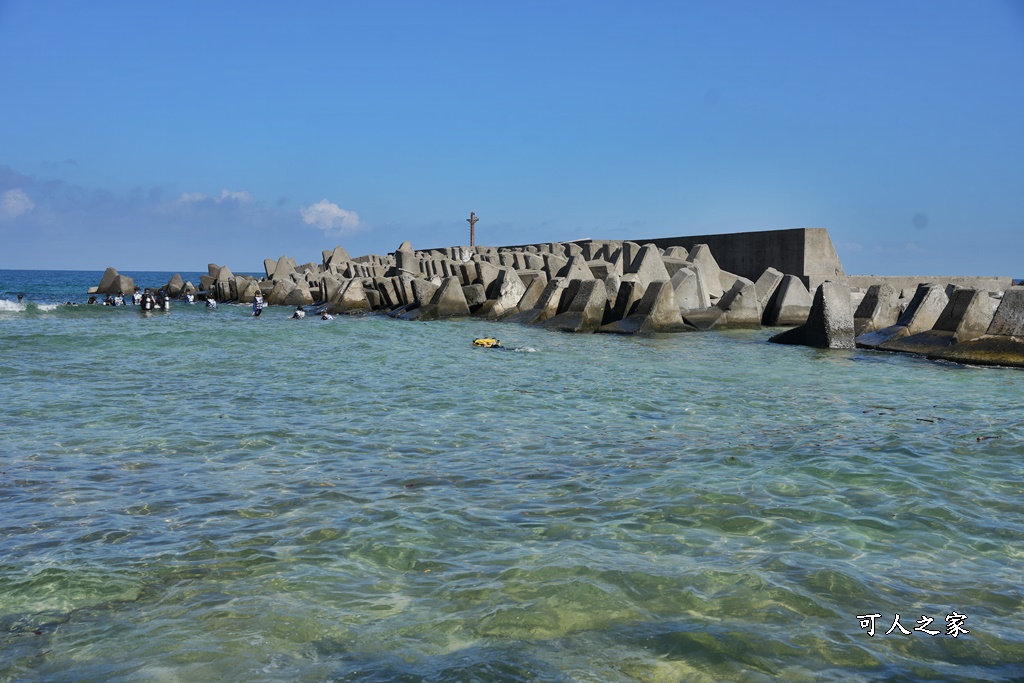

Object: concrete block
[320,275,343,304]
[97,267,119,295]
[543,254,568,281]
[625,244,671,287]
[523,253,545,270]
[876,286,995,356]
[375,278,399,308]
[853,284,900,336]
[907,288,1023,367]
[542,279,607,333]
[604,279,645,325]
[556,255,595,281]
[215,279,233,302]
[515,275,548,312]
[166,273,185,298]
[504,277,569,325]
[461,284,487,313]
[411,278,440,307]
[621,242,642,272]
[718,270,741,294]
[270,256,296,282]
[598,281,693,334]
[394,241,415,275]
[587,260,616,280]
[517,270,548,289]
[663,246,689,260]
[717,276,761,327]
[769,280,855,349]
[112,274,135,298]
[763,275,812,326]
[897,284,950,332]
[754,267,784,315]
[687,244,724,299]
[682,307,727,331]
[986,286,1024,336]
[237,278,260,304]
[487,268,527,318]
[267,278,297,306]
[672,267,708,312]
[937,289,1000,342]
[661,256,691,279]
[856,284,949,349]
[323,245,351,268]
[325,279,372,313]
[429,277,471,318]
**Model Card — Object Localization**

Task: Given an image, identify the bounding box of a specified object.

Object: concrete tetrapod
[716,276,761,327]
[855,284,949,350]
[763,275,812,327]
[769,280,855,349]
[853,283,900,336]
[926,287,1024,368]
[597,281,694,334]
[877,288,999,356]
[541,279,608,333]
[504,278,570,326]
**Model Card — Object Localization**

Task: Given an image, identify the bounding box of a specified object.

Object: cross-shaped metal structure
[467,212,478,247]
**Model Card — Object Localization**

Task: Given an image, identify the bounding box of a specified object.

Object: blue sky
[1,0,1022,276]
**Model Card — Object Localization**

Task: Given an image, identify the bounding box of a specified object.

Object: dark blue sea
[1,269,1022,682]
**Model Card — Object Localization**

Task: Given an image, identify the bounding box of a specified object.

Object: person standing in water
[252,292,265,317]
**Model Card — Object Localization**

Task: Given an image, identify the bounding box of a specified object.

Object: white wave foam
[0,300,60,312]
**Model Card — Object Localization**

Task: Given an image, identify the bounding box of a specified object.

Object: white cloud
[300,198,362,235]
[178,191,208,204]
[0,188,35,218]
[177,189,252,205]
[218,189,252,203]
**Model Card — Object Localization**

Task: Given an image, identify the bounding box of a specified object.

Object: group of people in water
[82,285,200,311]
[70,286,336,320]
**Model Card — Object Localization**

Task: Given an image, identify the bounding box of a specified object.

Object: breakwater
[88,228,1024,368]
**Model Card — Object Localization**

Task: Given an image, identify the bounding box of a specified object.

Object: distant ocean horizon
[1,268,1022,682]
[0,268,266,306]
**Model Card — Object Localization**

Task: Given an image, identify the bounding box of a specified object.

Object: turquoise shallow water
[1,270,1023,682]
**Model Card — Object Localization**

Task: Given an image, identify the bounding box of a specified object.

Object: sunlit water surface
[1,270,1022,682]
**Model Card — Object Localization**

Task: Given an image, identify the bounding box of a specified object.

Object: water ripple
[1,312,1022,681]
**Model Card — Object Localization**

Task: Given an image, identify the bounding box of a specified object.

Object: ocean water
[1,269,1022,683]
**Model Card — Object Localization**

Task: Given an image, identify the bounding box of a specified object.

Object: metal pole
[467,212,478,247]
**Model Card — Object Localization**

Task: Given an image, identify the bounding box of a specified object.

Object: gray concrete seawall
[497,228,845,291]
[634,228,845,291]
[846,274,1013,294]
